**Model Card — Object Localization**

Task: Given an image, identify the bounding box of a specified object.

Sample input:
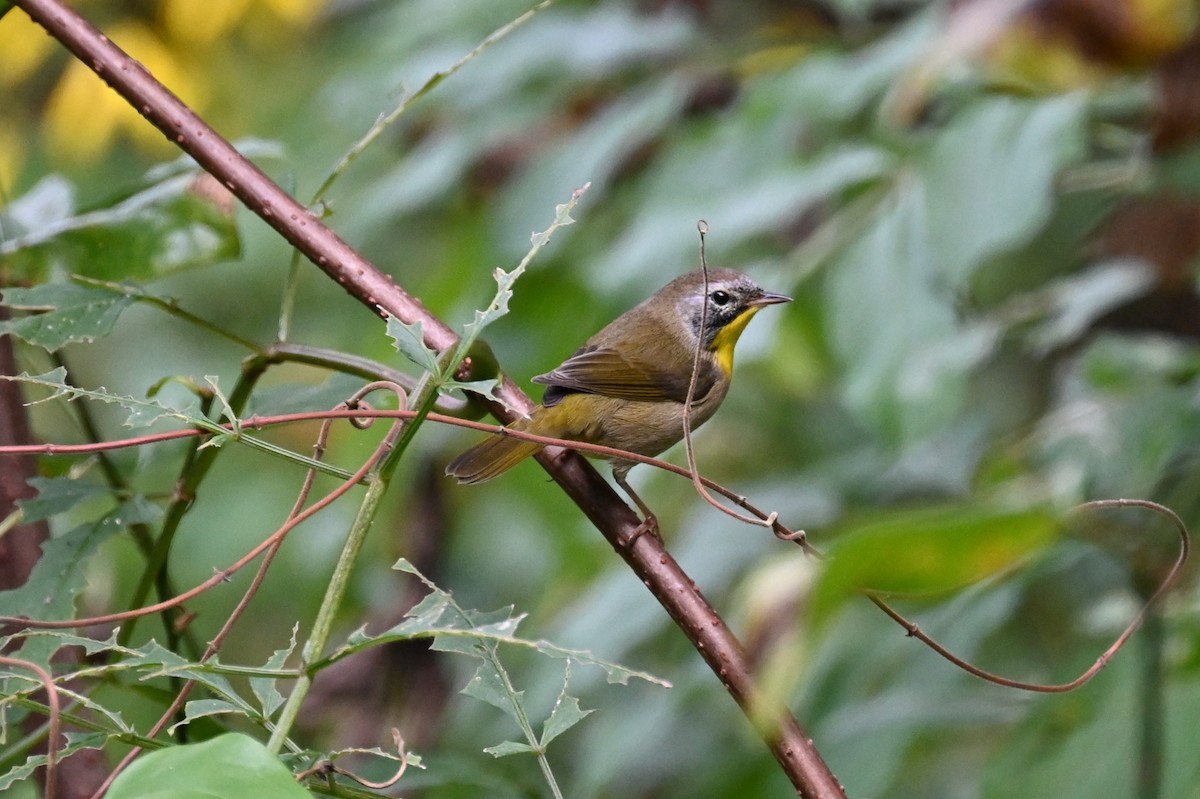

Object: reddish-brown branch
[0,406,810,543]
[0,412,392,632]
[10,1,843,793]
[3,405,1186,697]
[0,656,61,797]
[867,498,1190,693]
[0,307,51,589]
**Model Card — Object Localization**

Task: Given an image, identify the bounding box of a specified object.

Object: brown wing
[533,346,714,407]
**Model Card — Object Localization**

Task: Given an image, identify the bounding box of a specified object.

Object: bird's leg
[613,469,659,549]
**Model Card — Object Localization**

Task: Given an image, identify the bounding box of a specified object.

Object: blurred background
[4,0,1200,797]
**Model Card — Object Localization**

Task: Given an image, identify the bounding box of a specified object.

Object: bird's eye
[710,290,731,306]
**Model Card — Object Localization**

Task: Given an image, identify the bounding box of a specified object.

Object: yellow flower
[161,0,323,44]
[0,121,25,195]
[0,11,56,85]
[262,0,323,25]
[44,22,207,163]
[161,0,253,45]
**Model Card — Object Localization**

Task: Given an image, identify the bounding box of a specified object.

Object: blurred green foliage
[4,0,1200,797]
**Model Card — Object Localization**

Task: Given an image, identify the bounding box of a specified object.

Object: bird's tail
[445,419,544,484]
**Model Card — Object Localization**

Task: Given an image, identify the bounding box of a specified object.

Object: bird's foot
[621,513,660,551]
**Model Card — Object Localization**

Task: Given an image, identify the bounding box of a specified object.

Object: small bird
[446,268,790,535]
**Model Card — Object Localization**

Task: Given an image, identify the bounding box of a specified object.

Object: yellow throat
[708,306,762,375]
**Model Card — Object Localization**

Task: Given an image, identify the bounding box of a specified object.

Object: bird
[446,268,790,539]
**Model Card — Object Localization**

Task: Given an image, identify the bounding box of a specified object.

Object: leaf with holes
[0,283,134,350]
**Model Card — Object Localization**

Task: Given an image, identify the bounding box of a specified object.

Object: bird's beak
[749,291,792,307]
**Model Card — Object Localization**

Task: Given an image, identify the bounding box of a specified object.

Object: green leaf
[0,500,154,666]
[1,175,74,238]
[0,367,201,428]
[1,173,241,282]
[826,186,991,442]
[1026,261,1156,352]
[251,624,298,719]
[922,94,1088,288]
[540,670,592,747]
[811,504,1061,626]
[460,266,521,344]
[385,315,440,375]
[483,740,536,758]
[440,378,498,400]
[458,184,588,352]
[17,476,111,524]
[461,661,522,718]
[0,283,135,350]
[0,732,112,792]
[107,733,313,799]
[169,699,252,733]
[126,643,250,711]
[333,559,668,687]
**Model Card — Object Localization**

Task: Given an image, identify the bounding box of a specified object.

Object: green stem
[1137,607,1164,799]
[266,471,390,754]
[490,644,563,799]
[266,362,447,754]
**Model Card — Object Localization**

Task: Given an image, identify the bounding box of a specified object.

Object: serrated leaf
[107,733,312,799]
[8,628,127,658]
[251,624,298,719]
[440,378,499,400]
[17,476,111,524]
[50,683,131,733]
[539,694,592,747]
[540,672,592,747]
[333,558,670,688]
[439,378,525,416]
[458,184,588,350]
[205,375,239,428]
[461,662,522,718]
[0,366,71,404]
[483,740,536,758]
[0,283,134,349]
[168,699,251,733]
[0,368,200,428]
[391,557,422,579]
[464,267,519,339]
[0,501,147,665]
[386,315,440,375]
[127,644,247,705]
[0,731,111,792]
